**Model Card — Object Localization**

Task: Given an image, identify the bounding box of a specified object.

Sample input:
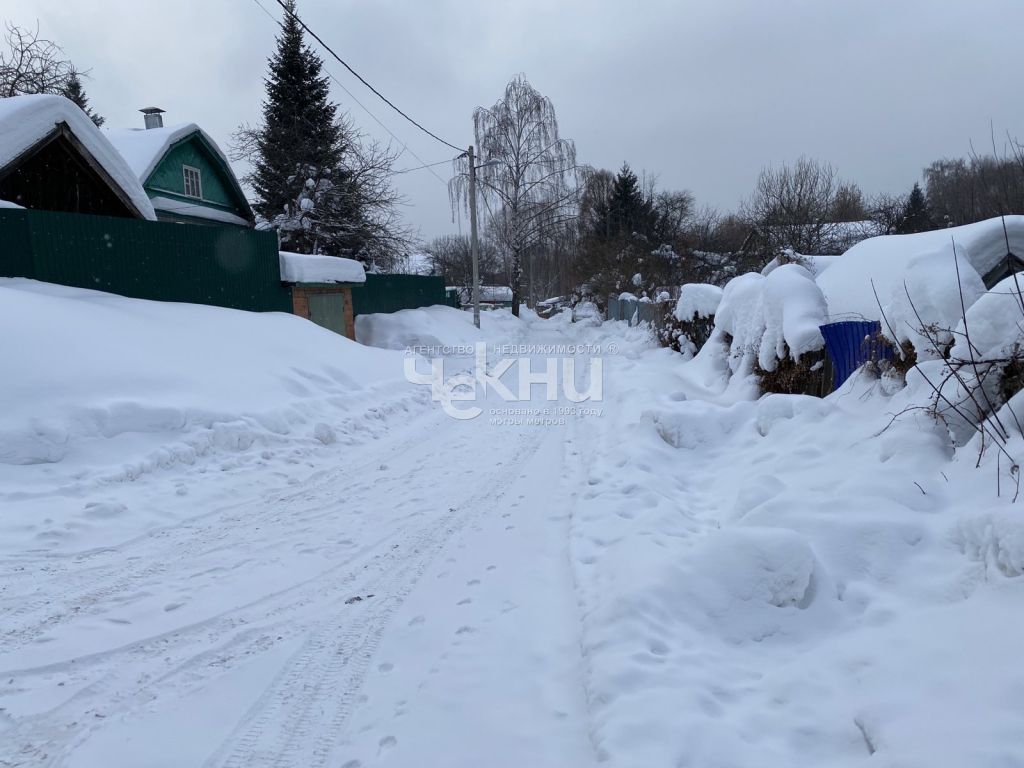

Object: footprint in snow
[457,598,472,605]
[467,579,480,586]
[378,662,394,673]
[455,626,476,635]
[408,615,426,626]
[379,735,397,752]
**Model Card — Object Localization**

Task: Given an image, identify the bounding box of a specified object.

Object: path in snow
[0,319,605,768]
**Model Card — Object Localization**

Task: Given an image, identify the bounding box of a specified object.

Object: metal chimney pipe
[140,107,165,130]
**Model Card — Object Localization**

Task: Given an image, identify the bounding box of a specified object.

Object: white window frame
[182,165,203,199]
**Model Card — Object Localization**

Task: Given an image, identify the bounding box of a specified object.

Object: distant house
[0,94,156,219]
[106,109,254,227]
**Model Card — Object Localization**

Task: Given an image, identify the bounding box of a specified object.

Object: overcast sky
[4,0,1023,241]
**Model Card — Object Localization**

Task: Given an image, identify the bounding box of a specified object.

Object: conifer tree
[61,69,104,127]
[251,0,351,254]
[897,182,934,234]
[607,164,657,239]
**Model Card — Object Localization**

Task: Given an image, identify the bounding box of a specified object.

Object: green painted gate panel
[351,273,447,316]
[0,208,291,312]
[308,292,346,335]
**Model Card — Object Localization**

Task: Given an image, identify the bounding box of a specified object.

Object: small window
[183,166,203,199]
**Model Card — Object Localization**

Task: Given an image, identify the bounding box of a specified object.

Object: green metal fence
[351,273,448,316]
[0,208,292,312]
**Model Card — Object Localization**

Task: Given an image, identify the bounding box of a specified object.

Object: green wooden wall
[0,208,291,312]
[145,136,249,221]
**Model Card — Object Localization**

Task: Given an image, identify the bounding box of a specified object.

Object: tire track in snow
[0,407,450,656]
[206,434,539,768]
[1,423,538,768]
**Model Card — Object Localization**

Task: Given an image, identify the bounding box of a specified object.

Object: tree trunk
[511,247,522,317]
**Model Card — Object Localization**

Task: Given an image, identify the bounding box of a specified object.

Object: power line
[395,157,461,174]
[246,0,452,186]
[270,0,464,153]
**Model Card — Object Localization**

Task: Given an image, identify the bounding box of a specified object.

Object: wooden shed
[280,251,366,340]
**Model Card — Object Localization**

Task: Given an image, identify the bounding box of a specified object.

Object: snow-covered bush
[673,284,723,322]
[879,251,986,361]
[697,265,828,394]
[660,284,723,357]
[918,274,1024,448]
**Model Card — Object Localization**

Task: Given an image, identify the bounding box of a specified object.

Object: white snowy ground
[2,281,1023,768]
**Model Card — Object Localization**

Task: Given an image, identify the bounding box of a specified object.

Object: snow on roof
[819,217,1024,325]
[279,251,366,285]
[148,196,251,227]
[0,94,156,220]
[105,123,228,183]
[0,199,24,209]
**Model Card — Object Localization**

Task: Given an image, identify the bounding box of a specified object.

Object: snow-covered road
[5,297,1024,768]
[1,317,605,768]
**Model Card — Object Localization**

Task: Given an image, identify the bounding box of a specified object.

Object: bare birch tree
[452,75,577,316]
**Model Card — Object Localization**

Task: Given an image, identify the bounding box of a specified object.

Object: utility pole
[467,145,482,329]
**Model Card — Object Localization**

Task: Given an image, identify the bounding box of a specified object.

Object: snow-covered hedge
[712,264,828,377]
[673,284,723,321]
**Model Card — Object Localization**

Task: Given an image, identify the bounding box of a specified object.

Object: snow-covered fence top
[0,94,156,220]
[279,252,366,285]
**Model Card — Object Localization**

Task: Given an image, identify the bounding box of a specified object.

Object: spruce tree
[897,183,934,234]
[251,0,351,254]
[605,164,656,239]
[62,70,104,127]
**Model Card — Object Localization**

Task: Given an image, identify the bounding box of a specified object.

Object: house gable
[142,132,253,226]
[0,125,147,219]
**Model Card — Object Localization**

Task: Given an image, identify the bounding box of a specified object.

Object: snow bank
[950,274,1024,361]
[279,251,366,284]
[711,264,827,376]
[673,283,722,320]
[0,94,156,219]
[356,304,524,351]
[572,331,1024,767]
[0,277,407,473]
[880,250,986,358]
[818,217,1024,324]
